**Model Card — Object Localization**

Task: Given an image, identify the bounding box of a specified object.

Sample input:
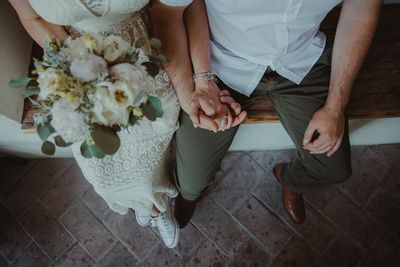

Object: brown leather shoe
[174,195,196,229]
[273,163,305,224]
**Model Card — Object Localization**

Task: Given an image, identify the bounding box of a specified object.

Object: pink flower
[69,54,108,82]
[110,63,147,84]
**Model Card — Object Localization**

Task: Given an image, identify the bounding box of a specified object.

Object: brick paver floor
[0,144,399,266]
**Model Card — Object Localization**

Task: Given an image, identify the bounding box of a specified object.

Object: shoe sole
[135,212,151,227]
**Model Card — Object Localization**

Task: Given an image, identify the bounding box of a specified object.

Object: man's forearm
[326,0,382,113]
[151,2,195,105]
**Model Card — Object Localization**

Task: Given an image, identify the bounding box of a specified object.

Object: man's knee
[176,172,215,201]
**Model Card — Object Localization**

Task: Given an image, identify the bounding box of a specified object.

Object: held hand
[302,106,345,157]
[219,90,247,128]
[180,93,219,132]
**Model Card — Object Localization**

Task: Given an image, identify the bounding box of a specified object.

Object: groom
[154,0,382,226]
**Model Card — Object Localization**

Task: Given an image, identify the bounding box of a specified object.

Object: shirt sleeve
[159,0,193,7]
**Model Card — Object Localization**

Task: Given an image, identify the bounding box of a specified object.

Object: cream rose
[37,68,70,99]
[102,36,130,62]
[91,81,134,126]
[50,99,87,143]
[69,54,108,82]
[110,63,148,84]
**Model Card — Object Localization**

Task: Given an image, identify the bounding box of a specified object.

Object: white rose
[62,37,89,60]
[37,68,69,99]
[70,54,108,82]
[110,63,147,84]
[50,99,87,143]
[91,81,134,126]
[102,35,130,62]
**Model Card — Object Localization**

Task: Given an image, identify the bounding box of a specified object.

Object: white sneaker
[151,200,180,248]
[135,210,152,227]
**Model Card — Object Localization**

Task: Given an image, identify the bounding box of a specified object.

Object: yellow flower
[67,91,81,103]
[132,107,143,117]
[82,34,98,51]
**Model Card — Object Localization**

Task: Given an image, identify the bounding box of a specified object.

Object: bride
[10,0,243,249]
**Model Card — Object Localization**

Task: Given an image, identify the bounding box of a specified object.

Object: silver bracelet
[193,71,218,83]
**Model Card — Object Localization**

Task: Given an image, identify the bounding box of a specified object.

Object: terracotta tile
[0,205,32,262]
[176,223,206,260]
[0,254,7,267]
[270,236,319,267]
[82,187,110,220]
[220,152,244,172]
[320,190,380,249]
[185,239,228,267]
[137,243,183,267]
[341,147,390,204]
[104,210,158,260]
[95,242,137,267]
[381,163,400,201]
[365,189,400,238]
[316,234,363,267]
[61,201,116,260]
[12,244,52,267]
[233,237,272,266]
[248,150,286,171]
[277,201,337,252]
[20,202,74,260]
[233,197,293,255]
[41,164,90,217]
[360,234,400,267]
[192,197,249,255]
[56,243,94,267]
[3,159,73,217]
[370,144,400,163]
[0,159,35,195]
[304,186,337,211]
[253,174,283,214]
[209,154,265,212]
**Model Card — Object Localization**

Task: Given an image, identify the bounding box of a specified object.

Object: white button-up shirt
[161,0,342,96]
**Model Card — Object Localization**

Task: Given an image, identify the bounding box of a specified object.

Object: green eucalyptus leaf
[135,37,146,48]
[148,55,167,64]
[88,144,106,159]
[141,62,159,77]
[22,87,40,98]
[91,125,121,155]
[37,122,55,141]
[41,141,55,156]
[80,141,92,158]
[54,135,72,147]
[9,77,32,89]
[142,103,156,121]
[129,113,140,126]
[149,38,162,49]
[148,96,164,118]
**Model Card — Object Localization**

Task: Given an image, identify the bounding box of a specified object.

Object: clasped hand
[182,80,247,132]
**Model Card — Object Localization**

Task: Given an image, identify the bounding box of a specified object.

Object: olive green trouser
[174,49,352,200]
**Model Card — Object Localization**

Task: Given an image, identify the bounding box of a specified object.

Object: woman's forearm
[184,0,211,74]
[9,0,68,48]
[151,1,195,105]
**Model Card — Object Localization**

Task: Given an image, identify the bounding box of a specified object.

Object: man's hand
[302,106,345,157]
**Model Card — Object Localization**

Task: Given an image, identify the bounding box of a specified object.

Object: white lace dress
[28,0,180,215]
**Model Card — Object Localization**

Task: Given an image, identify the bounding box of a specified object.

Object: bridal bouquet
[9,34,167,158]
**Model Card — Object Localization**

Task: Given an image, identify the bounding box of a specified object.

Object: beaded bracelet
[192,71,218,83]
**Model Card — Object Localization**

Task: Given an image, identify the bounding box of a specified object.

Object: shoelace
[152,214,172,235]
